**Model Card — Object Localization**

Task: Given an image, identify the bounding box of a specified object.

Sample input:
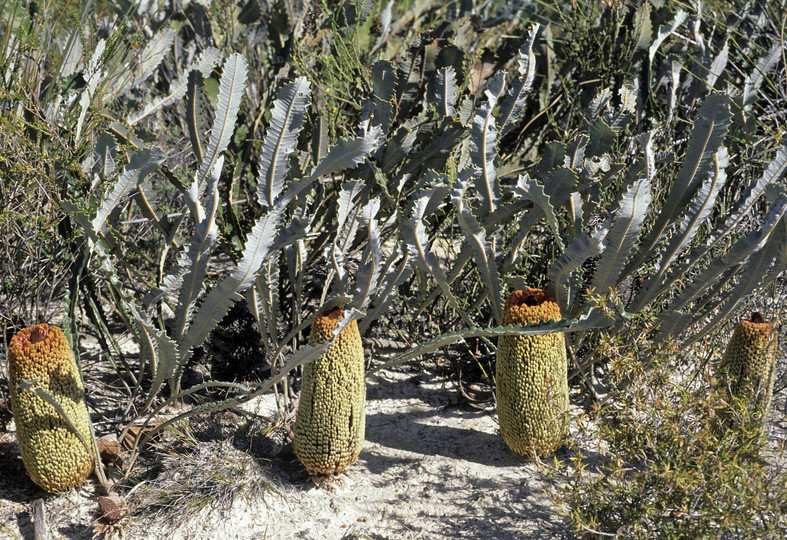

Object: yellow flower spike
[8,324,95,493]
[715,312,779,438]
[496,289,569,457]
[293,308,366,476]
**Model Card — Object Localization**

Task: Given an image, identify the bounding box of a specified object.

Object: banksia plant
[7,324,95,493]
[715,312,779,436]
[293,308,366,476]
[496,289,569,457]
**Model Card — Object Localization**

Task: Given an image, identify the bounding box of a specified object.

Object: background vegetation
[1,0,786,537]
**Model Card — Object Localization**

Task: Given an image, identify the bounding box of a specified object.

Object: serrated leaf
[329,181,365,287]
[548,225,609,310]
[513,173,562,250]
[402,186,474,328]
[131,27,176,88]
[606,84,637,133]
[498,24,539,138]
[591,176,652,294]
[190,53,247,211]
[93,132,117,180]
[565,135,587,169]
[186,70,206,165]
[453,171,504,324]
[427,67,458,118]
[667,57,681,122]
[743,43,782,108]
[632,93,732,266]
[129,47,221,125]
[129,304,179,414]
[172,156,225,341]
[92,147,164,234]
[586,117,617,159]
[353,198,383,310]
[662,142,786,296]
[62,200,99,245]
[307,125,382,182]
[649,10,687,64]
[470,72,505,217]
[382,118,420,173]
[369,60,396,135]
[178,208,307,366]
[251,251,282,350]
[587,88,612,120]
[103,27,176,104]
[543,166,579,206]
[704,40,728,91]
[59,29,82,78]
[656,195,787,338]
[401,119,466,176]
[360,245,415,334]
[632,4,652,50]
[708,143,787,248]
[634,147,728,309]
[679,220,786,347]
[257,77,310,207]
[75,39,105,140]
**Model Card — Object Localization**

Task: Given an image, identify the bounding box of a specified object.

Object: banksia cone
[496,288,569,457]
[715,312,779,435]
[8,324,94,493]
[293,308,365,475]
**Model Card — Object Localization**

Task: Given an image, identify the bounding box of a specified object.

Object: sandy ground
[1,357,575,540]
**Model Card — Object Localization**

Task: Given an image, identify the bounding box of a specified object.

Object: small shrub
[547,325,787,538]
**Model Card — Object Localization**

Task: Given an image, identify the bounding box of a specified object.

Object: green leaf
[453,171,504,324]
[591,175,652,295]
[628,93,732,275]
[427,67,458,118]
[470,72,505,217]
[92,147,164,235]
[129,47,221,125]
[190,53,247,211]
[548,225,609,311]
[367,314,608,375]
[498,24,539,138]
[257,77,310,207]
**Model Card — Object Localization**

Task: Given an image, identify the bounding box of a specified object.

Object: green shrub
[547,324,787,538]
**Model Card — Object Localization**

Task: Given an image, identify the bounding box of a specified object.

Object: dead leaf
[468,49,497,94]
